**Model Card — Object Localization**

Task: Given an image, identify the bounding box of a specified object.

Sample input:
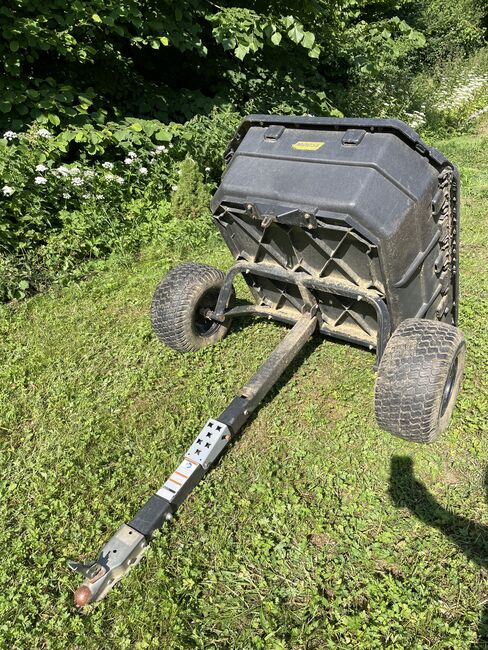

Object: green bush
[412,48,488,135]
[170,157,211,221]
[410,0,485,66]
[183,105,242,180]
[0,128,174,299]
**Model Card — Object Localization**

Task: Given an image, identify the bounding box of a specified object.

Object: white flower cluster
[37,128,52,139]
[3,131,18,141]
[5,146,162,194]
[404,110,426,130]
[124,151,138,165]
[149,143,173,157]
[436,73,488,111]
[103,173,124,184]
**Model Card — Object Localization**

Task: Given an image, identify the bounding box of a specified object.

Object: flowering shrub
[0,126,181,300]
[410,48,488,135]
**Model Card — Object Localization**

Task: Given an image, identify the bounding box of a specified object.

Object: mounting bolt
[165,513,173,522]
[247,203,252,210]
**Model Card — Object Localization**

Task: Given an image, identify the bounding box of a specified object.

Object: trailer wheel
[151,262,234,352]
[374,318,465,443]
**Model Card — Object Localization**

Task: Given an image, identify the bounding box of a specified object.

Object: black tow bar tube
[69,314,317,609]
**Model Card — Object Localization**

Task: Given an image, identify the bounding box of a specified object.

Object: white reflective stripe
[156,458,200,503]
[156,486,176,501]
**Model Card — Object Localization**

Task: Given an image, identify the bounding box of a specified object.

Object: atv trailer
[70,116,466,608]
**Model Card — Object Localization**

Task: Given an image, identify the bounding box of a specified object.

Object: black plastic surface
[128,495,173,538]
[211,115,459,350]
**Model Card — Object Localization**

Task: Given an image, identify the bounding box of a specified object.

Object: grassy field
[0,124,487,649]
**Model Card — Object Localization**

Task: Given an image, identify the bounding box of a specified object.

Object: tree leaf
[287,24,304,44]
[308,45,320,59]
[271,32,282,46]
[283,15,295,29]
[235,44,249,60]
[302,32,315,49]
[155,129,172,141]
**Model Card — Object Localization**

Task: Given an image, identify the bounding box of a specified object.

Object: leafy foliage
[1,0,484,134]
[170,156,210,221]
[0,130,174,300]
[0,0,486,300]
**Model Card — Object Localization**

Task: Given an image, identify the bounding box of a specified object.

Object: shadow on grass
[227,308,377,360]
[389,456,488,648]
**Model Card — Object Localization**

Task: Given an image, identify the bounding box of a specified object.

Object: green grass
[0,125,487,649]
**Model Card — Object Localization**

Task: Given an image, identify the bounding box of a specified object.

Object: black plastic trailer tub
[212,115,460,357]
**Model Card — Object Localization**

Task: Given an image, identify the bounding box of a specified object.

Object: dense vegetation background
[0,0,487,300]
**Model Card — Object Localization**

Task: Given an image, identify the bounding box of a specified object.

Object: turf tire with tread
[151,262,233,353]
[374,318,465,443]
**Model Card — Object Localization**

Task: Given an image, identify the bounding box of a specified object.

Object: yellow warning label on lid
[292,140,325,151]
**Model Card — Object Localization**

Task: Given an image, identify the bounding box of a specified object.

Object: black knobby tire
[374,318,466,443]
[151,262,234,353]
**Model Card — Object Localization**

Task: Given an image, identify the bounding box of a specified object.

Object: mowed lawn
[0,125,487,649]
